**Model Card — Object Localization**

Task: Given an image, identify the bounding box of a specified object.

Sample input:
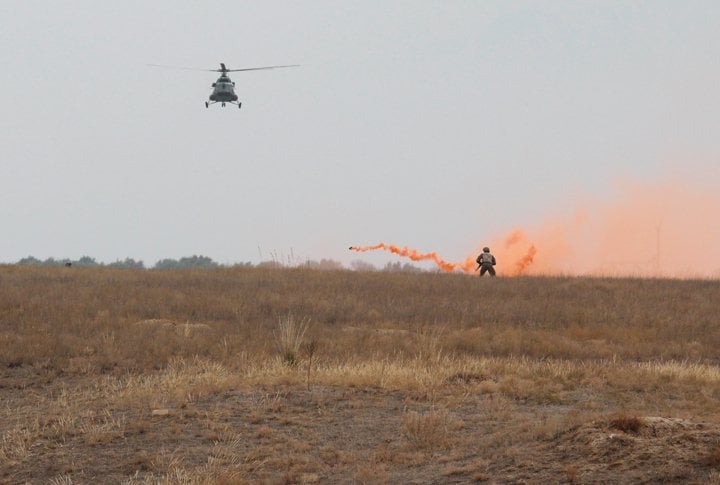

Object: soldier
[476,247,496,277]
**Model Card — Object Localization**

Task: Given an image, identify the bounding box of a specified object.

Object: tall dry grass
[1,264,718,373]
[2,263,719,419]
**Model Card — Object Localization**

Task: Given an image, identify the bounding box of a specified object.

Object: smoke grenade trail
[349,243,475,272]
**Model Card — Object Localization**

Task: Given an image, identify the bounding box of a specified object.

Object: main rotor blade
[223,64,300,72]
[146,64,215,72]
[147,63,300,73]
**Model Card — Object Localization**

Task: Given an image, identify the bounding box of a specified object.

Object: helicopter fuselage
[209,74,238,103]
[207,74,240,108]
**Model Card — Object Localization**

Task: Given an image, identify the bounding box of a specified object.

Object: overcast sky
[1,1,719,271]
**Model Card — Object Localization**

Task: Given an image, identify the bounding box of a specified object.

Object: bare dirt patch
[4,365,720,483]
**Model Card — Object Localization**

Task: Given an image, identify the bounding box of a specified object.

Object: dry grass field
[2,264,720,483]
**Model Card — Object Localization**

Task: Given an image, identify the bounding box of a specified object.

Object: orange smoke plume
[515,245,537,274]
[493,228,539,275]
[490,176,720,278]
[350,176,720,278]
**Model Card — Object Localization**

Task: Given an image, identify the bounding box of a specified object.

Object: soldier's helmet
[483,247,490,252]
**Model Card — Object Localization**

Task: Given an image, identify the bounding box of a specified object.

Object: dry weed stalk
[302,339,320,390]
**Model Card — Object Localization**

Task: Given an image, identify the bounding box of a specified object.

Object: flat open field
[2,265,720,483]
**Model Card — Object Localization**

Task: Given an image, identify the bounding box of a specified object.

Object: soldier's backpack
[478,252,493,264]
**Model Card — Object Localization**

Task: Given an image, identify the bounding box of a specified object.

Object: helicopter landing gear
[204,100,241,109]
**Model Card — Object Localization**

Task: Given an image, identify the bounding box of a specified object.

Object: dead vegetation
[1,264,720,482]
[609,413,646,434]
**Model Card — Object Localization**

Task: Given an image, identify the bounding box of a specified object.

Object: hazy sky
[2,1,719,273]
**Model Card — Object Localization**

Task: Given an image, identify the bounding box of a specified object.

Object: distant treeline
[17,255,229,270]
[15,255,425,272]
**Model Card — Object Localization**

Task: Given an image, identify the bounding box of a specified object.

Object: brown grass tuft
[609,413,646,434]
[706,443,720,466]
[274,313,311,367]
[402,409,458,450]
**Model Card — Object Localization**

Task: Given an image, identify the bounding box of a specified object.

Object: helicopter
[148,62,299,108]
